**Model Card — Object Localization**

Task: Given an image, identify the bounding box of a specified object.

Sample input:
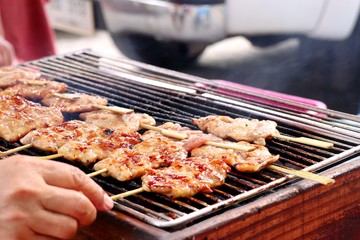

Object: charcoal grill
[6,49,360,239]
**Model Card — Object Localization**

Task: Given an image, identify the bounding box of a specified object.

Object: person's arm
[0,37,15,66]
[0,155,113,239]
[0,10,15,66]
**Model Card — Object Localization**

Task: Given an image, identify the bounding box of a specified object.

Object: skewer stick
[87,168,108,177]
[37,153,63,160]
[140,124,254,151]
[33,151,107,177]
[53,93,134,114]
[205,141,255,151]
[53,93,81,100]
[93,104,134,114]
[267,165,335,185]
[140,124,188,139]
[110,188,144,200]
[273,134,333,149]
[0,143,33,157]
[22,80,48,86]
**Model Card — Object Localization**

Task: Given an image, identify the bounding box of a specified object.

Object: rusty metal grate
[9,49,360,229]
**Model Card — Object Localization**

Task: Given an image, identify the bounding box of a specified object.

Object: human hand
[0,37,15,66]
[0,155,113,239]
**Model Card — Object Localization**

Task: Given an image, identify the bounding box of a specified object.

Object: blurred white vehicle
[98,0,360,67]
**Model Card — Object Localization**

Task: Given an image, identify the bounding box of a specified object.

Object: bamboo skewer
[140,124,255,151]
[110,164,335,200]
[273,134,334,149]
[267,165,335,185]
[87,168,108,177]
[34,152,108,177]
[206,141,255,151]
[110,188,144,200]
[36,153,109,178]
[0,143,33,157]
[93,105,134,114]
[53,93,81,100]
[37,153,63,160]
[53,93,134,114]
[23,80,48,86]
[140,124,187,139]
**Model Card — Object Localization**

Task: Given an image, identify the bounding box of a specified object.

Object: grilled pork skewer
[0,78,67,100]
[191,141,333,184]
[42,93,109,113]
[57,130,141,166]
[93,135,187,181]
[0,66,42,88]
[193,115,334,149]
[36,131,141,165]
[4,120,102,158]
[140,122,255,152]
[49,93,135,114]
[88,124,249,179]
[20,120,103,153]
[20,119,141,165]
[0,95,63,142]
[191,141,279,173]
[143,122,334,185]
[0,144,33,157]
[111,156,230,200]
[80,109,156,132]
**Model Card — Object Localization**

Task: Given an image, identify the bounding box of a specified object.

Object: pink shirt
[0,0,56,62]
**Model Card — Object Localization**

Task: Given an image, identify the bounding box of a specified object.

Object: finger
[3,52,11,66]
[41,186,97,227]
[0,39,15,66]
[39,160,113,211]
[0,49,6,66]
[29,210,78,240]
[7,44,16,65]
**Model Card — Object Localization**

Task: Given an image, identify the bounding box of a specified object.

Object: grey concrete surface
[55,30,123,58]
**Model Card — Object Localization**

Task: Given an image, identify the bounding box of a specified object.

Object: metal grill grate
[9,49,360,228]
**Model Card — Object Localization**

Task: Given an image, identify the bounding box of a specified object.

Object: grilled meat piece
[94,148,158,182]
[0,67,41,88]
[20,120,103,152]
[0,95,63,142]
[193,115,279,145]
[1,78,67,100]
[141,122,221,151]
[142,156,230,199]
[42,93,108,113]
[94,135,187,181]
[79,109,156,132]
[58,130,141,166]
[191,141,279,172]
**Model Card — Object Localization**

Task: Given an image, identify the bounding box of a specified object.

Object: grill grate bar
[81,51,360,121]
[28,60,221,124]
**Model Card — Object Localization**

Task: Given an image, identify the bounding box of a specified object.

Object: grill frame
[10,49,360,234]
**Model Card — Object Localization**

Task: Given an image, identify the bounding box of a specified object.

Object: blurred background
[50,0,360,115]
